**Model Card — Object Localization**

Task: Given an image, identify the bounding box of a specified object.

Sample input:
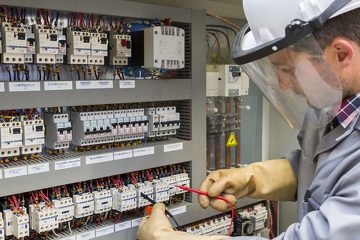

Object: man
[138,0,360,239]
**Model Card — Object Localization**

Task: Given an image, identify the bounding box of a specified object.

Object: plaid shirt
[336,92,360,128]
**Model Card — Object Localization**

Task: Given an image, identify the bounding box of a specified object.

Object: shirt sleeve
[227,162,360,240]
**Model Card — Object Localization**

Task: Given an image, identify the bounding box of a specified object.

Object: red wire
[176,185,235,236]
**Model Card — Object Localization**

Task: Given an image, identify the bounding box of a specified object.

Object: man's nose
[278,75,295,91]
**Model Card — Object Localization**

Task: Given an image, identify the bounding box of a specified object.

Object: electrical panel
[131,26,185,69]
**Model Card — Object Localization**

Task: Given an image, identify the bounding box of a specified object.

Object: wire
[207,29,230,50]
[206,11,241,30]
[207,25,237,36]
[176,185,235,236]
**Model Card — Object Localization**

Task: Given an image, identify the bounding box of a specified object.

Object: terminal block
[111,185,137,212]
[66,28,91,64]
[89,32,108,65]
[73,193,95,218]
[44,113,72,152]
[29,203,59,233]
[131,26,185,69]
[146,106,180,138]
[93,189,112,214]
[52,197,75,223]
[108,34,131,65]
[1,23,28,64]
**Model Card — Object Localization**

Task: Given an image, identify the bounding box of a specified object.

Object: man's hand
[198,159,297,212]
[137,203,226,240]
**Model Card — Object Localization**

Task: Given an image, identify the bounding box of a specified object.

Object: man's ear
[328,37,355,68]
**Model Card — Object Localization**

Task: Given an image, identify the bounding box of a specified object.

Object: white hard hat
[232,0,360,64]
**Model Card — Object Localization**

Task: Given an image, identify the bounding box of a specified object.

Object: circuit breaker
[3,208,29,238]
[146,106,180,138]
[66,28,91,64]
[206,64,250,97]
[34,25,60,64]
[44,113,72,151]
[131,26,185,69]
[111,185,137,212]
[153,179,170,202]
[52,197,75,223]
[108,34,131,65]
[89,32,108,65]
[29,203,59,233]
[21,118,45,155]
[93,189,112,214]
[137,181,154,208]
[73,193,95,218]
[1,23,28,64]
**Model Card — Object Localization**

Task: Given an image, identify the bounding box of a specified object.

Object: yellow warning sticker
[226,132,238,147]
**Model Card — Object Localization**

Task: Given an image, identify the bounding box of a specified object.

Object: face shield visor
[231,0,351,129]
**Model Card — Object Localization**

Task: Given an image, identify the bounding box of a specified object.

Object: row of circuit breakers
[0,106,180,160]
[0,21,185,69]
[0,164,190,239]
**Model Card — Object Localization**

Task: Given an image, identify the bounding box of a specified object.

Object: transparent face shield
[233,32,343,129]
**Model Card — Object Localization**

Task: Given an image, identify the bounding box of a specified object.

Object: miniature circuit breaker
[108,34,131,65]
[52,197,75,223]
[146,106,180,138]
[21,117,45,156]
[111,185,138,212]
[44,113,72,152]
[131,26,185,69]
[73,193,95,218]
[89,32,108,65]
[66,28,91,64]
[1,23,28,64]
[29,203,59,233]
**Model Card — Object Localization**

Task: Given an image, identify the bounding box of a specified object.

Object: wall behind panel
[268,103,299,233]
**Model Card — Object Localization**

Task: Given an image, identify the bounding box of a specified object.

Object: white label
[9,82,41,92]
[115,221,132,232]
[61,237,76,240]
[114,150,133,160]
[0,82,5,92]
[96,225,114,237]
[28,163,50,175]
[164,142,183,152]
[169,205,187,216]
[76,230,95,240]
[0,169,3,179]
[44,81,73,91]
[119,80,135,89]
[86,153,113,165]
[4,166,28,178]
[131,217,143,227]
[133,147,154,157]
[54,158,81,171]
[76,80,113,89]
